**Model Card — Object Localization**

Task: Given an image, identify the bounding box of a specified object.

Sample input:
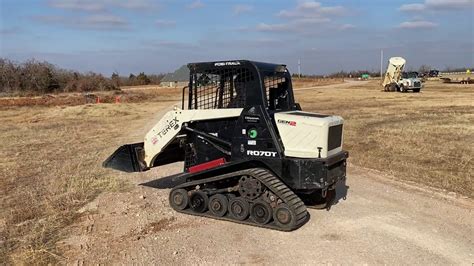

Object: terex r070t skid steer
[104,60,348,231]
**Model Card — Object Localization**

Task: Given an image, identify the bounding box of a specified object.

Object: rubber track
[171,168,310,231]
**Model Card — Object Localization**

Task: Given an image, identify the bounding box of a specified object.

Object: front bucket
[102,142,147,172]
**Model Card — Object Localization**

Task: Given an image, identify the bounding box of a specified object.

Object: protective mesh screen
[190,68,253,109]
[263,75,287,107]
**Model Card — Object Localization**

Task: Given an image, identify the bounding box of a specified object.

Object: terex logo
[156,117,179,140]
[278,119,296,126]
[246,150,277,157]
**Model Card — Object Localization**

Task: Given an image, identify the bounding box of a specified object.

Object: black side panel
[102,143,146,172]
[283,151,348,190]
[151,140,185,168]
[328,124,343,151]
[184,118,238,171]
[143,160,264,189]
[230,105,287,185]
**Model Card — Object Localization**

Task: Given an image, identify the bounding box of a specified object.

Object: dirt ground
[297,80,473,197]
[1,79,473,264]
[60,163,474,265]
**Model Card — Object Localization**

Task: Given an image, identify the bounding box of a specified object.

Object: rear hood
[274,111,344,159]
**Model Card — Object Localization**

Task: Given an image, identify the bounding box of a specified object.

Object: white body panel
[144,108,243,167]
[399,77,423,89]
[274,111,343,158]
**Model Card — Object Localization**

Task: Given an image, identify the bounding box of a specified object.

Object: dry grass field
[0,79,472,263]
[297,80,473,197]
[292,77,344,88]
[0,88,181,263]
[0,86,181,107]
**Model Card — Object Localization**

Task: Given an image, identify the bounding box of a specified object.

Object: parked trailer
[439,71,472,84]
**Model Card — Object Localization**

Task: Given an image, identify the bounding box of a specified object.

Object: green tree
[136,72,151,85]
[111,72,120,87]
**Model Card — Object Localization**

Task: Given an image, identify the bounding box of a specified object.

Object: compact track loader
[104,60,348,231]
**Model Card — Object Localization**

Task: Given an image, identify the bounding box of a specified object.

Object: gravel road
[61,162,473,264]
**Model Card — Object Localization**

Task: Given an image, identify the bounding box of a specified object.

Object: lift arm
[103,107,243,172]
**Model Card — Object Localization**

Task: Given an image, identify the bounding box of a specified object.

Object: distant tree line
[0,58,166,96]
[111,72,165,87]
[292,70,381,78]
[293,65,472,79]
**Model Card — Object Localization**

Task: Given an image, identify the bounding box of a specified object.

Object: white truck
[382,57,422,93]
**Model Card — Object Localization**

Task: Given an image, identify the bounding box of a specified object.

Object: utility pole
[298,59,301,78]
[380,49,383,81]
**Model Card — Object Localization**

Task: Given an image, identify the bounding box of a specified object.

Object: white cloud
[256,23,290,32]
[233,4,253,15]
[397,20,438,29]
[277,1,346,18]
[143,40,198,49]
[426,0,473,9]
[33,14,128,30]
[118,0,154,10]
[47,0,154,12]
[339,24,356,30]
[399,3,426,11]
[293,17,331,24]
[250,1,351,35]
[84,14,127,26]
[0,27,22,35]
[86,14,124,23]
[254,17,331,33]
[399,0,473,12]
[318,6,346,15]
[155,20,176,28]
[297,1,321,10]
[48,0,104,11]
[43,0,154,31]
[186,0,204,9]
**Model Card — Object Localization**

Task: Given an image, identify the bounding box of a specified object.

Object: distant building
[160,65,189,87]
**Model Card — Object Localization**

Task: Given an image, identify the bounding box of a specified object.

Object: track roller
[168,168,309,231]
[208,194,228,217]
[228,197,250,221]
[273,204,296,229]
[250,200,272,225]
[189,191,208,213]
[169,188,189,210]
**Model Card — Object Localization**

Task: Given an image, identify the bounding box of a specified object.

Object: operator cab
[402,72,419,79]
[185,60,299,112]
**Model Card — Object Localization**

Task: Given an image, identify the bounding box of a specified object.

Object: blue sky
[1,0,473,75]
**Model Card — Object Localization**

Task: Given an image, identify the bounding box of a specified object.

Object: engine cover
[274,111,344,159]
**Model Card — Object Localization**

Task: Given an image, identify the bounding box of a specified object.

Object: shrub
[0,58,117,95]
[0,58,167,95]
